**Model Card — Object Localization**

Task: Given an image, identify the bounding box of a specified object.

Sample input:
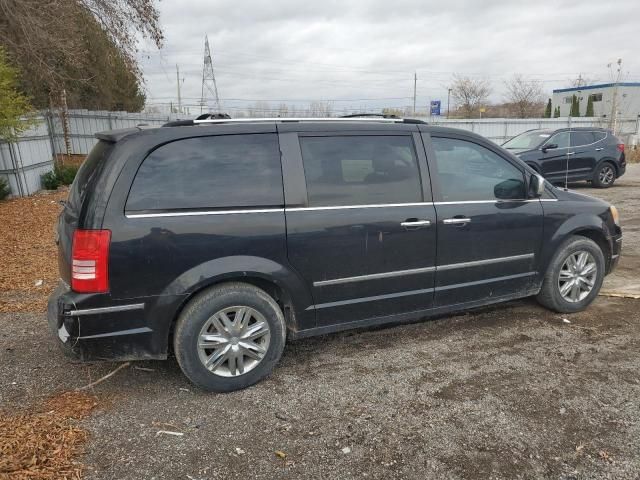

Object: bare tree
[0,0,162,104]
[503,74,546,118]
[450,74,492,118]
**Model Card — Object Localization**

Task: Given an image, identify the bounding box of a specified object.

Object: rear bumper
[47,281,183,361]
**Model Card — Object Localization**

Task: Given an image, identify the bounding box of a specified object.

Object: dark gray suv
[503,127,626,188]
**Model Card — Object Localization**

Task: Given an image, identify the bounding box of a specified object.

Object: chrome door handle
[443,217,471,225]
[595,147,604,151]
[566,152,575,156]
[401,220,431,228]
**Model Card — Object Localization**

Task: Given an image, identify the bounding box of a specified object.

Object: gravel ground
[1,166,639,479]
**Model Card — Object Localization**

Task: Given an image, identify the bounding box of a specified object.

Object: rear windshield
[68,140,113,212]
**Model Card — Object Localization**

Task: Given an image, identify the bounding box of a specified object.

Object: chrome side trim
[314,253,534,286]
[437,253,534,271]
[126,208,284,219]
[314,266,436,287]
[66,303,145,317]
[434,272,537,291]
[287,202,431,212]
[434,199,557,205]
[307,288,434,310]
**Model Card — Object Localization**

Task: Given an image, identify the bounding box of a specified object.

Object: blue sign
[430,100,441,116]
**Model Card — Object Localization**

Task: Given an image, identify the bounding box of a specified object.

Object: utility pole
[609,58,622,132]
[447,88,452,119]
[412,72,417,116]
[176,64,182,115]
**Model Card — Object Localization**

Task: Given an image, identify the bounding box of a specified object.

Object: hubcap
[599,166,614,184]
[197,306,271,377]
[557,250,597,303]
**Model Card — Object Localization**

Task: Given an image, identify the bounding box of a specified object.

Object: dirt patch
[0,391,97,480]
[0,188,66,313]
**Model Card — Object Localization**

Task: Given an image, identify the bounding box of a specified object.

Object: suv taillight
[71,229,111,293]
[617,143,625,153]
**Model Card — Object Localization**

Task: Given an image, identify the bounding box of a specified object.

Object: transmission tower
[200,35,221,113]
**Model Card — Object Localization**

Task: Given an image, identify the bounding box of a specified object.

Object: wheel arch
[159,256,315,352]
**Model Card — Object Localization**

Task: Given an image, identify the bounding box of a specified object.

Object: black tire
[592,162,616,188]
[173,282,286,392]
[536,236,605,313]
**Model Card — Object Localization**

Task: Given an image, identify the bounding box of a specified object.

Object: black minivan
[48,118,622,392]
[502,127,626,188]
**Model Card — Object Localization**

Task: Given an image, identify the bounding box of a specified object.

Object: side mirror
[530,173,546,197]
[541,143,558,153]
[494,179,525,200]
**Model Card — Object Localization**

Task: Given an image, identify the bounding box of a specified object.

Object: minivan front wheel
[592,162,616,188]
[174,282,286,392]
[536,236,605,313]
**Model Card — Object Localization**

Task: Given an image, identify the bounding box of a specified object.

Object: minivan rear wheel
[536,236,605,313]
[592,162,616,188]
[173,282,286,392]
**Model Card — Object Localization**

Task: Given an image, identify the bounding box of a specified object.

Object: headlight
[610,205,620,226]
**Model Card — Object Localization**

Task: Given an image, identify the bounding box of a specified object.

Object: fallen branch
[76,362,131,391]
[599,292,640,299]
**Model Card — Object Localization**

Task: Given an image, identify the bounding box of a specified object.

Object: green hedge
[0,177,10,200]
[41,165,79,190]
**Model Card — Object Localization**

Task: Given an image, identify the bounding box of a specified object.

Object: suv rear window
[126,134,282,211]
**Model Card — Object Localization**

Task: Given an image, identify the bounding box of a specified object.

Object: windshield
[503,131,551,150]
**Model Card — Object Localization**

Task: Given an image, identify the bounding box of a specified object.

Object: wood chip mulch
[0,391,98,480]
[0,188,68,313]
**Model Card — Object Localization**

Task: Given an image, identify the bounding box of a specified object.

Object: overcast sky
[138,0,640,115]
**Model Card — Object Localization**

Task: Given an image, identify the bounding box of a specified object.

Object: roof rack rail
[163,117,426,127]
[340,113,400,119]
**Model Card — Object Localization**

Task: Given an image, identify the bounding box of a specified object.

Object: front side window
[546,132,570,149]
[126,134,283,211]
[431,137,525,201]
[299,136,422,207]
[570,131,595,147]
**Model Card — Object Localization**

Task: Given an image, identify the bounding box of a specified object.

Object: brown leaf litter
[0,391,98,480]
[0,188,67,313]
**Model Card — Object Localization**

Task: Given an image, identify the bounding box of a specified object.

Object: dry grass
[626,146,640,163]
[0,188,67,313]
[0,391,97,480]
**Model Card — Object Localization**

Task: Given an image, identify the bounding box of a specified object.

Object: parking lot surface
[1,165,639,479]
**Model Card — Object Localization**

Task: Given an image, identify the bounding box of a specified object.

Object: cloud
[138,0,640,114]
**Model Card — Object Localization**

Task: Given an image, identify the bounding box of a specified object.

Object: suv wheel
[592,162,616,188]
[536,236,605,313]
[174,282,286,392]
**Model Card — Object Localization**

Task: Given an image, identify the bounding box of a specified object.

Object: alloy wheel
[197,306,271,377]
[599,165,615,185]
[557,250,598,303]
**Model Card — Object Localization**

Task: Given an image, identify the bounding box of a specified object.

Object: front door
[425,134,544,307]
[284,131,437,327]
[540,131,571,181]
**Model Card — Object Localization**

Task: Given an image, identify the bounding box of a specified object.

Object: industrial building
[552,82,640,118]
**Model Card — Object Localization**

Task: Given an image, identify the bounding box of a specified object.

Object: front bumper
[47,281,182,361]
[609,233,622,273]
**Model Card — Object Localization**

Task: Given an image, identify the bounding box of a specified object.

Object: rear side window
[126,134,282,211]
[570,131,595,147]
[593,131,607,142]
[299,135,422,207]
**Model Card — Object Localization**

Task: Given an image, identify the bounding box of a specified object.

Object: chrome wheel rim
[557,251,597,303]
[197,306,271,377]
[599,166,614,184]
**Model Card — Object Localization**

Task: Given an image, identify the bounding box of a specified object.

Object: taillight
[617,143,625,153]
[71,229,111,293]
